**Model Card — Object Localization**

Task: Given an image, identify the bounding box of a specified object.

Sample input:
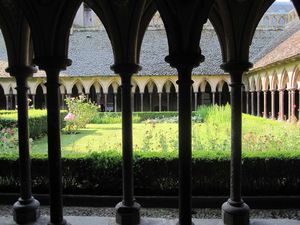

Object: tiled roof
[0,23,291,77]
[267,2,294,13]
[253,21,300,69]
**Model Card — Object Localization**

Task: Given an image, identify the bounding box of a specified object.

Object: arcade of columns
[0,75,231,111]
[244,59,300,121]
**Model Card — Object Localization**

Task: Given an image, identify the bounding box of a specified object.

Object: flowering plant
[62,95,97,134]
[0,125,18,152]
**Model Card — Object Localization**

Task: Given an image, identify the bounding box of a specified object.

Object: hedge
[0,152,299,196]
[0,110,67,139]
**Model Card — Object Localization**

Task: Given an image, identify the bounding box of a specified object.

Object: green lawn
[31,123,179,156]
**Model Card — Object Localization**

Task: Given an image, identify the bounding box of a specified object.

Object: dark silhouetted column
[41,58,71,225]
[112,64,141,225]
[271,90,275,119]
[221,62,251,225]
[6,66,40,224]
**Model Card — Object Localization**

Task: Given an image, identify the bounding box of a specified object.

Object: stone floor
[0,216,300,225]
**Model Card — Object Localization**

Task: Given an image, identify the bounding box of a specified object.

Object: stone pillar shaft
[158,92,162,112]
[271,90,275,119]
[8,66,40,224]
[246,91,249,114]
[263,91,268,118]
[279,90,284,120]
[212,92,216,105]
[251,92,254,115]
[257,91,260,117]
[140,93,144,112]
[176,66,193,225]
[167,92,170,111]
[194,92,197,110]
[45,69,67,225]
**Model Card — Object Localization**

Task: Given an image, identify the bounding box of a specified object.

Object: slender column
[6,95,9,110]
[256,91,261,117]
[31,94,35,109]
[246,91,249,114]
[60,94,64,110]
[177,92,179,111]
[14,94,18,109]
[158,92,162,112]
[221,62,251,225]
[250,91,254,115]
[271,90,275,119]
[140,93,144,112]
[167,92,170,111]
[219,91,222,105]
[96,93,101,105]
[290,89,296,119]
[114,93,117,112]
[288,90,291,121]
[44,67,68,225]
[279,89,284,120]
[149,92,152,111]
[112,64,141,225]
[263,91,268,118]
[212,92,216,105]
[104,93,108,111]
[194,92,198,110]
[131,93,135,112]
[176,66,193,225]
[7,66,40,224]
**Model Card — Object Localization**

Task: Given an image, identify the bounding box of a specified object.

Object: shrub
[0,152,299,196]
[0,110,67,139]
[64,95,98,131]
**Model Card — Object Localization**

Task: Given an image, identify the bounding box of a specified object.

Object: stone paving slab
[0,216,299,225]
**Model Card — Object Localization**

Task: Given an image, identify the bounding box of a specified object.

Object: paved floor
[0,216,299,225]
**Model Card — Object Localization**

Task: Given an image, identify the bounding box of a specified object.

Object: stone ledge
[0,216,299,225]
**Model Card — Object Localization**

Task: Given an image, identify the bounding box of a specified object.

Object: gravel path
[0,205,299,220]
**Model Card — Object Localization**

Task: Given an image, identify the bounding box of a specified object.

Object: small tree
[63,95,98,134]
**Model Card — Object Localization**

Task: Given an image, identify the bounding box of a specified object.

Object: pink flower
[293,104,297,108]
[64,112,75,121]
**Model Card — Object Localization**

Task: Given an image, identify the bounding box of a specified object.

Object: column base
[176,221,195,225]
[13,197,40,224]
[48,219,70,225]
[115,201,141,225]
[222,200,250,225]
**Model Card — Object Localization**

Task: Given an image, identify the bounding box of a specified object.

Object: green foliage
[0,109,67,139]
[0,125,18,153]
[64,95,98,132]
[0,152,300,195]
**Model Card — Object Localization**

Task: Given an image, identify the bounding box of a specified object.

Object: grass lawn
[31,123,179,156]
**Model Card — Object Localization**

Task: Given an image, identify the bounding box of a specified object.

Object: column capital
[111,63,141,74]
[6,65,37,78]
[165,52,204,69]
[34,57,72,71]
[221,61,253,74]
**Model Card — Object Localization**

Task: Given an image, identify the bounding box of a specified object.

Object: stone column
[60,94,64,109]
[177,92,179,111]
[131,93,134,112]
[290,89,296,120]
[167,92,170,111]
[221,62,251,225]
[166,53,196,225]
[14,94,18,109]
[5,95,9,110]
[271,90,275,119]
[112,64,141,225]
[212,92,216,105]
[288,90,291,121]
[140,93,144,112]
[41,58,71,225]
[278,89,284,120]
[250,91,254,115]
[7,66,40,224]
[31,94,36,109]
[114,93,117,112]
[246,91,249,114]
[158,92,162,112]
[104,93,108,111]
[96,93,101,105]
[263,91,268,118]
[219,91,222,105]
[149,92,152,111]
[256,91,261,117]
[194,92,198,110]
